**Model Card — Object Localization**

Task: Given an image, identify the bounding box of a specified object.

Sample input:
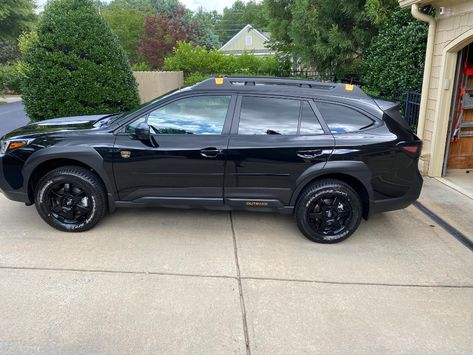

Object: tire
[295,179,362,243]
[34,166,107,232]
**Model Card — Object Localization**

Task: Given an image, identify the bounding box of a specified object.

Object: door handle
[200,147,223,158]
[297,149,324,159]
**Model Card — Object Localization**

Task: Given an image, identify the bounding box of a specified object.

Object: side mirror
[134,122,151,141]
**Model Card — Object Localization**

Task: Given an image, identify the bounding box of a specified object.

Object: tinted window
[238,96,300,135]
[128,95,231,135]
[300,102,324,135]
[316,102,374,133]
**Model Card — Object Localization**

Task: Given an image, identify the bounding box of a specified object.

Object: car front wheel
[34,166,107,232]
[295,179,362,243]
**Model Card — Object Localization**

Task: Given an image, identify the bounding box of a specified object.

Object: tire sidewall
[296,184,362,243]
[35,173,102,232]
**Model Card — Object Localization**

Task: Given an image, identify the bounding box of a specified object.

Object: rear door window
[300,102,324,134]
[316,102,374,133]
[238,96,300,135]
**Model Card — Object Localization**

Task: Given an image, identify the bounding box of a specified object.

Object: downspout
[411,4,436,140]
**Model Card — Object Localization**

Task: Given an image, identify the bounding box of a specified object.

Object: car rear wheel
[34,166,107,232]
[295,179,362,243]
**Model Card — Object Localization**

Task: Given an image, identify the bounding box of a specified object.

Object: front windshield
[110,88,188,125]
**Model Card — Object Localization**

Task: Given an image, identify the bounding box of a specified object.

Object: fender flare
[22,147,117,211]
[289,160,374,206]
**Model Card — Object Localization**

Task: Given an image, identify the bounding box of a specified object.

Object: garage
[401,0,473,194]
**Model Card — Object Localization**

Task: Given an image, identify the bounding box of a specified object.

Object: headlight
[0,139,34,154]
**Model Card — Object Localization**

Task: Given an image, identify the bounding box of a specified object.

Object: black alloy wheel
[47,182,92,224]
[295,179,362,243]
[306,193,353,236]
[35,166,107,232]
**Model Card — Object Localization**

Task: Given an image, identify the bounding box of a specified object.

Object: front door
[113,94,235,204]
[225,95,334,207]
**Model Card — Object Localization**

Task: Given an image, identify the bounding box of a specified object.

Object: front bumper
[370,170,423,215]
[0,154,30,204]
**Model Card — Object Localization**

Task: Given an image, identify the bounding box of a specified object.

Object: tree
[0,0,37,64]
[264,0,398,80]
[216,0,270,44]
[362,7,429,98]
[138,5,195,68]
[191,7,221,50]
[21,0,140,121]
[101,0,152,64]
[0,0,37,41]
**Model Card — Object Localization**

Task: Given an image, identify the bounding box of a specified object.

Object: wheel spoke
[75,204,91,217]
[50,190,63,198]
[51,204,62,214]
[72,192,86,204]
[332,196,340,207]
[308,211,323,219]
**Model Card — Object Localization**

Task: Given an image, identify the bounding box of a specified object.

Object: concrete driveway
[0,178,472,354]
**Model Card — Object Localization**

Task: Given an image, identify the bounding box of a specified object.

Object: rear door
[225,95,334,207]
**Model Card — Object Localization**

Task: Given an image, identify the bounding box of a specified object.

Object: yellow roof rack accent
[345,84,354,91]
[215,77,224,85]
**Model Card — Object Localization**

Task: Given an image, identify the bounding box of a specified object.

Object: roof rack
[193,76,368,98]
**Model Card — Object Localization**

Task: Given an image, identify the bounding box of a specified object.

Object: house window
[245,35,253,46]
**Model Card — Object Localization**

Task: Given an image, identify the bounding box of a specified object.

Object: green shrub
[21,0,140,121]
[163,41,289,83]
[362,8,429,98]
[131,62,153,71]
[184,72,211,86]
[0,62,22,94]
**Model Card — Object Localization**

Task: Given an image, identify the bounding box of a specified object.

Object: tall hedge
[362,8,429,98]
[22,0,139,121]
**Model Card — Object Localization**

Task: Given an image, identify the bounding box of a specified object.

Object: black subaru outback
[0,77,422,243]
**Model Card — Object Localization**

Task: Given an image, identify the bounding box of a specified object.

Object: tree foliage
[362,7,428,98]
[101,0,153,64]
[21,0,140,121]
[192,7,221,50]
[138,5,195,68]
[163,41,289,85]
[264,0,398,79]
[0,0,37,41]
[216,0,269,44]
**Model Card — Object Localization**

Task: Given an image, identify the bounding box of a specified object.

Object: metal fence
[399,91,421,130]
[365,90,421,131]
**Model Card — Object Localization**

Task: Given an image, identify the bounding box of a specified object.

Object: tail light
[398,142,422,157]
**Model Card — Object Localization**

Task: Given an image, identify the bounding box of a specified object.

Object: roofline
[219,24,270,51]
[191,76,369,100]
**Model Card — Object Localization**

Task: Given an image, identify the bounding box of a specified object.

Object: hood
[2,113,116,139]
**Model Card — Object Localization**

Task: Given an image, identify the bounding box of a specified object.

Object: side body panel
[225,94,334,208]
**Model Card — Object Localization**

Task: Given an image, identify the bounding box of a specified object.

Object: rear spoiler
[373,99,410,130]
[373,98,399,111]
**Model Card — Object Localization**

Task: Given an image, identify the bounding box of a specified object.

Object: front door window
[127,95,231,135]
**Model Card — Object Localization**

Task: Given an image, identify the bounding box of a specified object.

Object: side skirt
[114,197,294,214]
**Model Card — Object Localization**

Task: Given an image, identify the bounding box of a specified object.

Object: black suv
[0,77,422,243]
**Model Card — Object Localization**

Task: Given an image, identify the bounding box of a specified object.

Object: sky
[34,0,243,13]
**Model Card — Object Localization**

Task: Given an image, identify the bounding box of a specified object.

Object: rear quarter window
[316,102,374,133]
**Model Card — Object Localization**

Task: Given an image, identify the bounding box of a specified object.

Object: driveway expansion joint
[230,211,251,355]
[0,266,471,289]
